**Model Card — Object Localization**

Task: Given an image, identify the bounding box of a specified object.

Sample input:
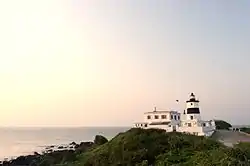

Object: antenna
[175,99,180,112]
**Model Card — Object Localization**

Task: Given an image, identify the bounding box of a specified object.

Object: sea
[0,127,130,161]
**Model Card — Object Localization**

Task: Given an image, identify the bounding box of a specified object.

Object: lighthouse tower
[185,93,201,121]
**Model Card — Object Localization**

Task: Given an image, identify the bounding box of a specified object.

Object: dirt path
[211,130,250,147]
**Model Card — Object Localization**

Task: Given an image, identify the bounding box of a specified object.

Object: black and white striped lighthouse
[185,93,201,120]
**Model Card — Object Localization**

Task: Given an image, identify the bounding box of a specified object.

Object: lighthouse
[185,93,201,121]
[134,92,216,137]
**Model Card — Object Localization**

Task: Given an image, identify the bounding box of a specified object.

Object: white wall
[178,118,216,136]
[147,124,173,132]
[202,120,216,129]
[144,112,181,124]
[178,126,203,135]
[186,102,199,108]
[144,112,170,123]
[181,120,200,127]
[185,114,201,121]
[204,131,215,137]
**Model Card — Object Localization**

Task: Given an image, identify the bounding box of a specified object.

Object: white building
[134,93,216,137]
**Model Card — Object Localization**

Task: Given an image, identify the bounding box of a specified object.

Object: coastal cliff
[2,128,250,166]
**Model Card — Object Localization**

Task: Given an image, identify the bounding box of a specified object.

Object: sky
[0,0,249,127]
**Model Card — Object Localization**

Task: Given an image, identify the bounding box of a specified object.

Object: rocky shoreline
[2,128,250,165]
[0,135,108,166]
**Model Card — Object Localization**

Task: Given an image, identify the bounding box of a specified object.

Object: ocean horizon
[0,126,130,160]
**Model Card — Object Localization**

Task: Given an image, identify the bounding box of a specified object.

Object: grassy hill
[214,120,232,130]
[64,128,250,166]
[4,128,250,166]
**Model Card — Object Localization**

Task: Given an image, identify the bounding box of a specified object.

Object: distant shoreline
[0,127,129,162]
[0,126,131,128]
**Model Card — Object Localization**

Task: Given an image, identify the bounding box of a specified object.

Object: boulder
[69,141,77,146]
[34,152,40,155]
[94,135,108,145]
[58,146,64,149]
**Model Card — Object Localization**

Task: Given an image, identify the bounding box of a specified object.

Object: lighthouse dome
[186,93,199,103]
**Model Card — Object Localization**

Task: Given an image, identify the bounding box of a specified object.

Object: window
[161,115,167,119]
[190,116,194,120]
[174,115,177,120]
[178,116,180,120]
[171,115,173,120]
[190,103,193,105]
[168,125,171,127]
[188,123,192,127]
[154,115,159,119]
[145,124,148,127]
[147,115,151,119]
[203,123,206,127]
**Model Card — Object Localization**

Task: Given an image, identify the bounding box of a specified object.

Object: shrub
[215,120,232,130]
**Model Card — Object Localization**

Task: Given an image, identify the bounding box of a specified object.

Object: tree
[215,120,232,130]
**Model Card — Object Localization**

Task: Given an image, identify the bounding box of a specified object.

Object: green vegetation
[215,120,232,130]
[65,128,250,166]
[240,127,250,134]
[5,128,250,166]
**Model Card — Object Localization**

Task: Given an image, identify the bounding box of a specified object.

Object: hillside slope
[67,128,250,166]
[4,128,250,166]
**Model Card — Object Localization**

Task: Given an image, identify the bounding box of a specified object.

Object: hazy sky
[0,0,249,127]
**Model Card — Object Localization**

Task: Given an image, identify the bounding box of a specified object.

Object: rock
[2,160,9,166]
[75,141,94,153]
[47,149,53,153]
[46,145,55,149]
[34,152,40,155]
[0,138,105,166]
[94,135,108,145]
[9,155,39,166]
[69,141,77,146]
[74,144,80,149]
[58,146,64,149]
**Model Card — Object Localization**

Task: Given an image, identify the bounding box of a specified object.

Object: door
[173,125,176,132]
